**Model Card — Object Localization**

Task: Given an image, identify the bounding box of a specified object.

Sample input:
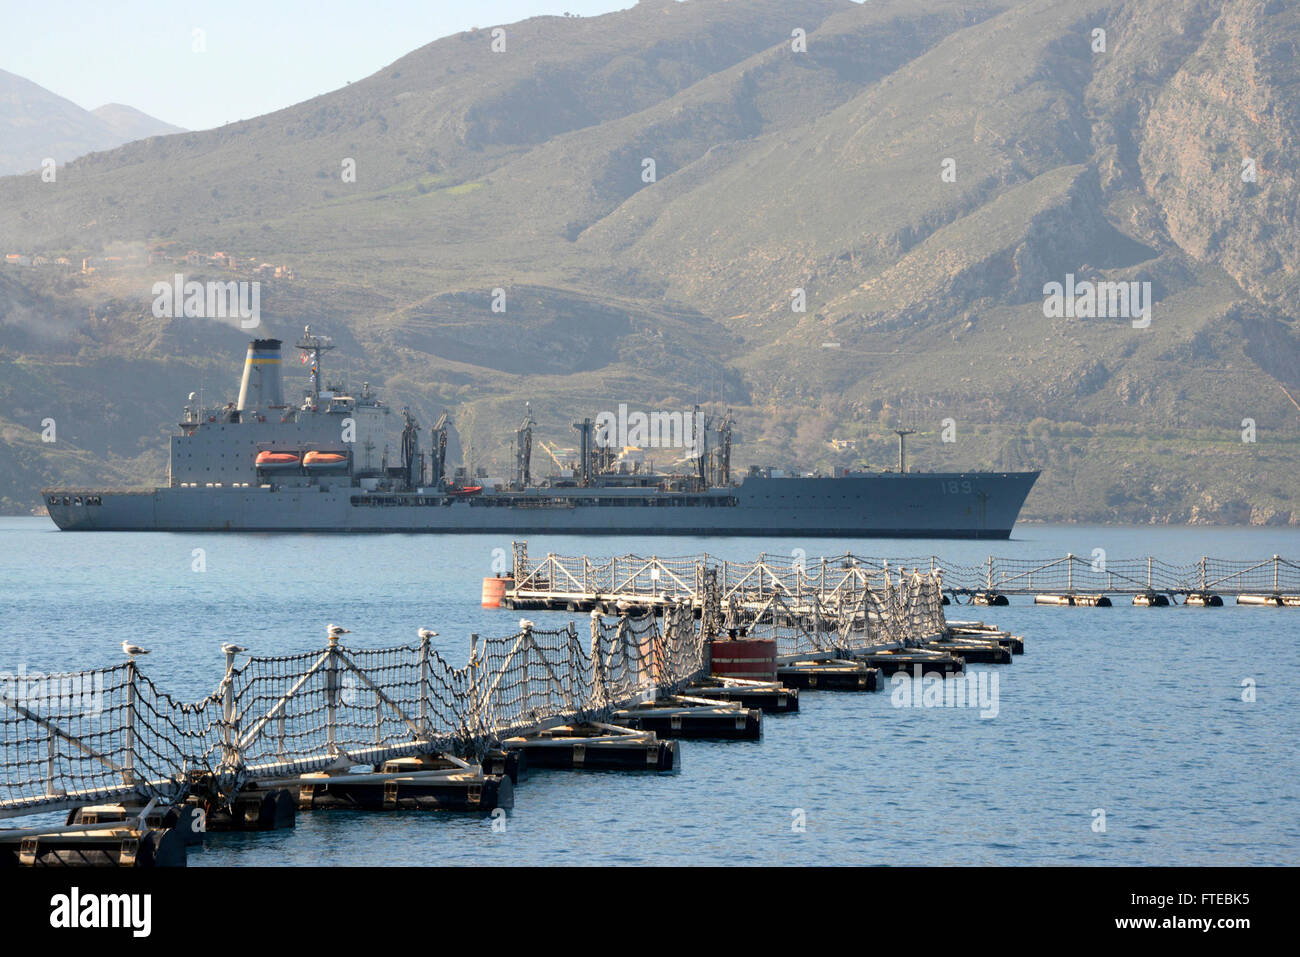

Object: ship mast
[893,427,916,473]
[716,409,733,486]
[694,404,708,488]
[400,408,421,489]
[296,324,335,406]
[572,418,594,486]
[515,403,534,489]
[430,412,449,488]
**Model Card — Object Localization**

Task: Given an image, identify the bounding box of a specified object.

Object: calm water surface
[2,518,1297,865]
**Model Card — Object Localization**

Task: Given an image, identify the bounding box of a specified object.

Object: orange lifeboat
[302,451,349,470]
[447,485,483,497]
[255,451,300,470]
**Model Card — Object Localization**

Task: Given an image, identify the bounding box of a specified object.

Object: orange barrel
[709,639,777,681]
[481,576,511,608]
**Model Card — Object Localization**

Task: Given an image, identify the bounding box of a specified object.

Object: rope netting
[0,663,223,814]
[508,546,949,658]
[1,608,709,816]
[726,569,947,656]
[3,546,951,817]
[511,549,703,600]
[225,642,469,780]
[596,603,704,701]
[589,614,663,709]
[872,573,948,644]
[473,604,706,740]
[512,545,892,603]
[472,625,592,738]
[512,547,1300,596]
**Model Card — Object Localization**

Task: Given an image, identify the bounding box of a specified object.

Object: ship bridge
[169,337,392,488]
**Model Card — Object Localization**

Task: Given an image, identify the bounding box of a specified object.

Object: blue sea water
[1,517,1297,866]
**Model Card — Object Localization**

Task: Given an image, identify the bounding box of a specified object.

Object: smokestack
[237,338,285,411]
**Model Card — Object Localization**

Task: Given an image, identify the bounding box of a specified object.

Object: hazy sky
[3,0,636,131]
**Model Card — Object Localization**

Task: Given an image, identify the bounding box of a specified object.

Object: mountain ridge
[0,69,183,175]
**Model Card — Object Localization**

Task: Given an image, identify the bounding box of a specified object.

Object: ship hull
[43,471,1038,538]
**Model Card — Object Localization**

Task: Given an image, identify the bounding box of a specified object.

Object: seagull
[417,628,438,640]
[122,641,149,658]
[519,618,535,630]
[221,643,247,656]
[328,623,350,639]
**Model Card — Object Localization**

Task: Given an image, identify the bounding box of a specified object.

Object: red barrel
[709,639,777,680]
[481,576,512,608]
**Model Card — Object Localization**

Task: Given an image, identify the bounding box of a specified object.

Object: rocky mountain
[0,0,1297,524]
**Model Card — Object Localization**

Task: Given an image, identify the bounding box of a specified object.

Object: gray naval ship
[44,331,1039,537]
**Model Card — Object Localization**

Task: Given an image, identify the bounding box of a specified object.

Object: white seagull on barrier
[121,641,149,658]
[328,623,350,639]
[519,618,535,630]
[222,643,247,656]
[417,628,438,640]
